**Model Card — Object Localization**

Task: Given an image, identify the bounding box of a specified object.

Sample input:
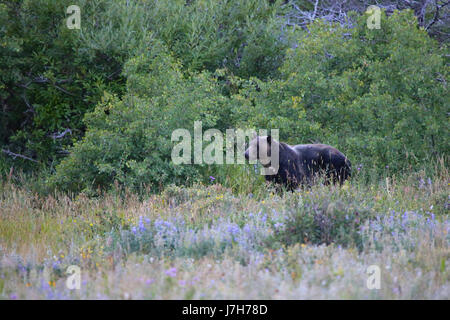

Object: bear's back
[292,144,344,161]
[270,141,351,188]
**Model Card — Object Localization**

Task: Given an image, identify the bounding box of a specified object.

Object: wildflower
[138,216,146,232]
[261,214,267,223]
[402,211,408,221]
[209,176,215,182]
[418,178,425,189]
[165,267,177,277]
[274,222,284,229]
[227,224,240,236]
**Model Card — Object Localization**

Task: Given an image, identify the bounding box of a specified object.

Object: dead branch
[1,149,38,163]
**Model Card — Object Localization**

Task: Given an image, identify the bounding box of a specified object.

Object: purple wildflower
[227,224,240,236]
[274,222,284,229]
[165,267,177,277]
[138,216,146,232]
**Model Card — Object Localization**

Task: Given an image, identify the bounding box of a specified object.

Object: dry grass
[0,166,448,299]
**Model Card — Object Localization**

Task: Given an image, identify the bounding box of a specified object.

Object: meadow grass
[0,164,448,299]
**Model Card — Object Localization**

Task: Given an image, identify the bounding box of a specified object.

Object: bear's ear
[267,135,272,145]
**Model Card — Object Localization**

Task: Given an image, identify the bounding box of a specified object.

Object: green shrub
[229,10,448,176]
[0,0,137,170]
[49,7,448,193]
[51,39,228,193]
[1,0,289,174]
[140,0,288,79]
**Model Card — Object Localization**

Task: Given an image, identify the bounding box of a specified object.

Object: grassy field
[0,164,448,299]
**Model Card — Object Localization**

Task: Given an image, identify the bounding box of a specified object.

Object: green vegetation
[0,166,448,299]
[0,1,447,193]
[0,0,448,300]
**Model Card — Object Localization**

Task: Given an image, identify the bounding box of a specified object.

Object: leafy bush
[140,0,288,78]
[1,0,289,173]
[51,38,228,193]
[0,0,128,168]
[48,7,448,193]
[229,10,448,175]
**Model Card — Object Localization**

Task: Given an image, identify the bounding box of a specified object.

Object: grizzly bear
[244,135,351,190]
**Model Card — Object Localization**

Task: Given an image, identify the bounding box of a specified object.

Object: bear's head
[244,135,275,167]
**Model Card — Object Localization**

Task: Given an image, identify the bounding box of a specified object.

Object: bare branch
[49,128,72,140]
[281,0,450,41]
[18,76,75,95]
[1,149,38,163]
[426,0,450,30]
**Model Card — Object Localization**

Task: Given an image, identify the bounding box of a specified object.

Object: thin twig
[1,149,38,163]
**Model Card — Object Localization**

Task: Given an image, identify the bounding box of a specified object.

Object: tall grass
[0,163,448,299]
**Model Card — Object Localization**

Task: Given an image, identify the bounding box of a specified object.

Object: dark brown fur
[245,137,351,190]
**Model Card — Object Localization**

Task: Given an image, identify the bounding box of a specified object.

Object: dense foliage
[0,0,448,193]
[231,12,449,174]
[0,0,127,168]
[0,1,448,301]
